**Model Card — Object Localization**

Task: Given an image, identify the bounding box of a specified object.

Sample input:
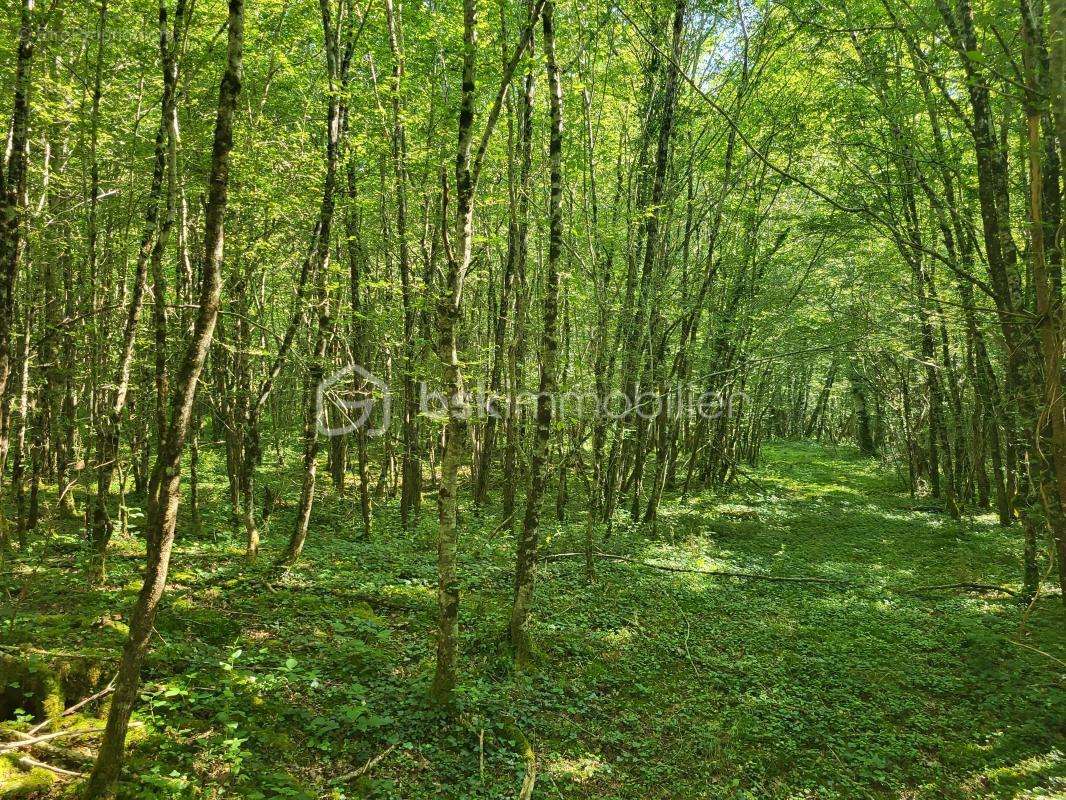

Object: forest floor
[2,442,1064,799]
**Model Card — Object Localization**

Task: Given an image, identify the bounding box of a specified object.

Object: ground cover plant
[0,0,1065,795]
[3,444,1063,798]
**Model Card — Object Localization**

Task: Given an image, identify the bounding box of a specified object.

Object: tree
[84,0,245,792]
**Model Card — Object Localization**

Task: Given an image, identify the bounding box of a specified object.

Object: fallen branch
[0,727,94,768]
[903,582,1018,597]
[1,724,112,753]
[331,744,396,784]
[15,754,84,778]
[541,551,846,585]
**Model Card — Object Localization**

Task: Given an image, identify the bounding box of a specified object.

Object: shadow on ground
[3,441,1063,799]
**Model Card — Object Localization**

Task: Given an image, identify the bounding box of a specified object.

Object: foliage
[4,444,1064,798]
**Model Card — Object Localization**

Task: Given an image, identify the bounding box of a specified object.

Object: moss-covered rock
[0,655,62,724]
[0,652,105,726]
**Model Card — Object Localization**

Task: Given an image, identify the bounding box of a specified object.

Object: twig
[541,551,846,585]
[331,744,396,783]
[1007,638,1066,668]
[27,675,116,736]
[903,582,1018,597]
[14,754,84,778]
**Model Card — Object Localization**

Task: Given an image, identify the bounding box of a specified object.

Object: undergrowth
[2,441,1063,799]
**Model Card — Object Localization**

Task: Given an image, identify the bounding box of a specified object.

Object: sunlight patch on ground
[8,440,1065,799]
[964,749,1066,796]
[546,753,611,784]
[600,628,636,650]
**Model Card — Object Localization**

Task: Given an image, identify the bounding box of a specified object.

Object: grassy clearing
[2,442,1063,799]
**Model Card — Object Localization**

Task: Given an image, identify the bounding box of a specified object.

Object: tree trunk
[431,0,546,705]
[242,225,317,558]
[509,0,562,668]
[87,0,185,576]
[281,0,352,565]
[83,1,243,794]
[1021,0,1066,599]
[382,0,422,530]
[501,22,536,526]
[0,0,37,433]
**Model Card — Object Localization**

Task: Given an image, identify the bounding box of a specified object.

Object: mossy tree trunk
[509,0,563,668]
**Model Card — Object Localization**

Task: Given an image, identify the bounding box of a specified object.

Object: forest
[0,0,1064,796]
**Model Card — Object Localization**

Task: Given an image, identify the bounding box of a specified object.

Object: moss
[0,655,62,724]
[348,601,382,623]
[0,754,57,798]
[98,618,130,638]
[56,661,104,719]
[0,653,107,726]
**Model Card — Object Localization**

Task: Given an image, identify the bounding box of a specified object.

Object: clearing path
[5,442,1064,799]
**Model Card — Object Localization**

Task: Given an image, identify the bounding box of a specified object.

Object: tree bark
[509,0,563,668]
[430,0,546,705]
[83,1,243,794]
[382,0,422,530]
[0,0,37,432]
[1021,0,1066,599]
[281,0,352,565]
[88,0,186,580]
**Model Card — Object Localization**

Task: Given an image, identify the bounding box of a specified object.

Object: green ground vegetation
[2,442,1063,799]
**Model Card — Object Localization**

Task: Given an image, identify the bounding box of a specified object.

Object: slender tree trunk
[87,0,184,576]
[509,0,562,668]
[383,0,422,529]
[281,0,351,565]
[150,3,184,451]
[1052,0,1065,165]
[431,0,546,705]
[0,0,37,439]
[604,0,685,523]
[84,0,243,795]
[936,0,1040,589]
[86,0,108,436]
[849,359,877,456]
[5,307,31,551]
[242,225,317,558]
[1022,0,1066,598]
[429,0,480,703]
[344,161,373,537]
[501,22,536,525]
